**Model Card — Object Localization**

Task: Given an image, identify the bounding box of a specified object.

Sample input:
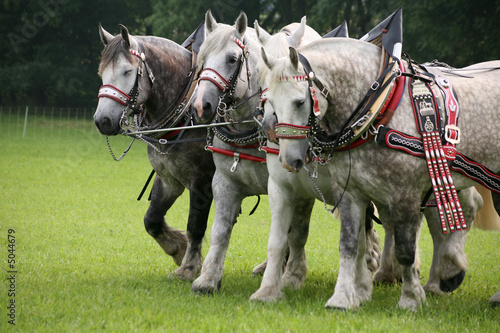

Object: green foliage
[1,0,498,107]
[1,117,500,331]
[0,0,151,107]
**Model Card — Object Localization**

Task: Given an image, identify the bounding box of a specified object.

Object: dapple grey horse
[94,25,214,281]
[257,37,496,310]
[257,16,481,297]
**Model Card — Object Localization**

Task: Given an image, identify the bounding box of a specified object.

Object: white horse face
[193,40,248,123]
[193,11,255,123]
[94,25,150,135]
[269,77,312,172]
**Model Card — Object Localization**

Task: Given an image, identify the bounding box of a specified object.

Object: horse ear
[205,9,218,34]
[261,47,277,70]
[254,20,271,45]
[287,16,306,48]
[98,23,114,46]
[119,24,138,50]
[119,24,131,47]
[289,47,299,72]
[235,11,247,38]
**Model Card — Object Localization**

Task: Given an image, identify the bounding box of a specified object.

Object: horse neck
[308,40,382,132]
[140,37,192,120]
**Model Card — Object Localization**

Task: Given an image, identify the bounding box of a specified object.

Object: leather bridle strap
[197,37,249,105]
[98,85,130,106]
[298,53,337,107]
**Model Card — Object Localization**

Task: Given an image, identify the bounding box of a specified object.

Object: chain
[303,164,334,214]
[106,109,170,161]
[212,125,261,145]
[106,136,136,161]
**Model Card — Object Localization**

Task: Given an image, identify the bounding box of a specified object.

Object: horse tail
[473,185,500,230]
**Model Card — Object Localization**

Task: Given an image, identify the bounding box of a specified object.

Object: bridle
[274,52,403,156]
[97,41,201,160]
[97,45,156,127]
[197,36,253,118]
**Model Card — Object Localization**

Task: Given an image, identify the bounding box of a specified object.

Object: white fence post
[23,106,29,138]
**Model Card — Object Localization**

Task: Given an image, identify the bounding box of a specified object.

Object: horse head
[94,24,153,135]
[192,10,260,124]
[261,46,318,172]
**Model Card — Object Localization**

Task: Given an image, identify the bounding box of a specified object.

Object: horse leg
[144,175,187,267]
[325,195,372,310]
[250,179,294,302]
[436,187,482,292]
[391,201,426,311]
[191,173,243,294]
[174,180,213,281]
[490,289,500,307]
[282,197,315,289]
[373,207,422,285]
[373,221,400,285]
[364,205,381,274]
[423,204,448,294]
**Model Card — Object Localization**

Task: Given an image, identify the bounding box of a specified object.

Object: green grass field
[1,116,499,332]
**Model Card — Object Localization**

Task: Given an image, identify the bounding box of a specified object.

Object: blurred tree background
[1,0,498,108]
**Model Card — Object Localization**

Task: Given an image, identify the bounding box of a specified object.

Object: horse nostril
[95,116,117,135]
[292,159,304,172]
[203,101,212,114]
[102,117,112,129]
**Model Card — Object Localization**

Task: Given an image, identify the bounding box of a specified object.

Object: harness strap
[260,146,280,155]
[206,145,266,173]
[325,56,400,154]
[206,146,266,163]
[298,53,337,106]
[408,74,466,233]
[376,127,500,195]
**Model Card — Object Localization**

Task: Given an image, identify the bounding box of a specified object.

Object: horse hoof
[192,285,216,295]
[373,271,399,285]
[439,270,465,293]
[191,279,221,295]
[325,306,347,312]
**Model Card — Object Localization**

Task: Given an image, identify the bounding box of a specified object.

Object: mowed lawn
[1,118,499,332]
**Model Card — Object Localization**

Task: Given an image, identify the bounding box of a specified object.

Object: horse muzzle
[192,83,217,124]
[280,155,305,173]
[278,139,309,173]
[94,109,121,136]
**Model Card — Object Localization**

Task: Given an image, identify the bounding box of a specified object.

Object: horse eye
[227,54,238,64]
[295,99,305,107]
[124,69,132,76]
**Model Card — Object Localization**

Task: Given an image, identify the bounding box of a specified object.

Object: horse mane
[98,37,131,76]
[98,35,186,76]
[265,56,306,92]
[258,33,295,87]
[265,38,372,92]
[196,25,234,71]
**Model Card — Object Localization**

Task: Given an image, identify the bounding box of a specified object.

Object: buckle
[444,125,461,144]
[230,153,240,172]
[320,87,330,98]
[351,115,370,129]
[371,81,380,91]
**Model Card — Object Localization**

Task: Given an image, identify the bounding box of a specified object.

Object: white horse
[190,11,382,294]
[257,36,498,310]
